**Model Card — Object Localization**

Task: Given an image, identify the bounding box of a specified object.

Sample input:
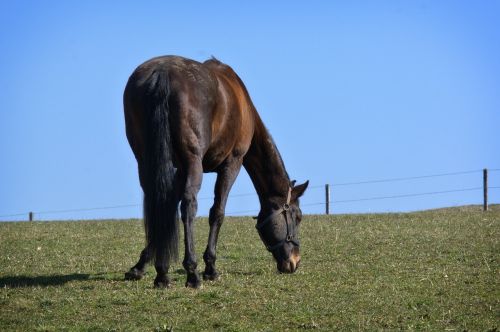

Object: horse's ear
[290,180,297,187]
[291,180,309,201]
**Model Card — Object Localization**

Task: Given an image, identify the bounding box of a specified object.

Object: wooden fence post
[325,184,330,215]
[29,212,34,222]
[483,168,488,211]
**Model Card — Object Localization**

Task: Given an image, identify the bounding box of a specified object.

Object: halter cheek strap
[255,187,291,231]
[256,187,300,252]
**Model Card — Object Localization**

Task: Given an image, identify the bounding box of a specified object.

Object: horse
[123,55,308,288]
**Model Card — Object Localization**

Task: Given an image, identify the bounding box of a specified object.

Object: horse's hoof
[185,280,201,289]
[185,273,201,288]
[125,268,144,280]
[153,276,171,289]
[202,271,219,281]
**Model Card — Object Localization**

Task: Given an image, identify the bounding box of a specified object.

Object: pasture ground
[0,205,498,331]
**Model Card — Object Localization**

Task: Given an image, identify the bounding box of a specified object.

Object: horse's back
[124,55,255,172]
[125,56,217,103]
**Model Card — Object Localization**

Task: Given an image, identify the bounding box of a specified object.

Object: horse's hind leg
[153,171,183,289]
[125,244,152,280]
[203,159,242,280]
[180,159,204,288]
[153,248,171,288]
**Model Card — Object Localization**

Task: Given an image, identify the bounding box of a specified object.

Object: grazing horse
[123,55,308,288]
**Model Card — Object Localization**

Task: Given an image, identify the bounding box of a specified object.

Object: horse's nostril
[277,260,294,273]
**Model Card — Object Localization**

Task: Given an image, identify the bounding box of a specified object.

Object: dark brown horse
[123,55,308,288]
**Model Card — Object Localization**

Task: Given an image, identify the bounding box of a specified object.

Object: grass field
[0,205,498,331]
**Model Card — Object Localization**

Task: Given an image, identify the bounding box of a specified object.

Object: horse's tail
[142,69,179,265]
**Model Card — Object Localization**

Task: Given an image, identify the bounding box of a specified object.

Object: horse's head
[256,181,309,273]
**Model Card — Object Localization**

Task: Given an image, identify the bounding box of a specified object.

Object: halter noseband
[255,187,300,252]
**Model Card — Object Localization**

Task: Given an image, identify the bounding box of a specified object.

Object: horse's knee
[209,207,224,226]
[181,193,198,218]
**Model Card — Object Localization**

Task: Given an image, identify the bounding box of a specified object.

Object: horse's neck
[243,115,290,209]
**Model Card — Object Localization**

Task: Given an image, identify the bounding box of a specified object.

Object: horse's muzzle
[277,252,301,273]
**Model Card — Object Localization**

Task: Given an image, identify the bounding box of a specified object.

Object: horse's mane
[203,56,223,66]
[203,57,291,183]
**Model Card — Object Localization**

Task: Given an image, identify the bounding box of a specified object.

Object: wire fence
[1,168,499,221]
[226,168,499,215]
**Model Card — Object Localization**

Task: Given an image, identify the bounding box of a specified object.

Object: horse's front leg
[203,159,242,281]
[180,160,203,288]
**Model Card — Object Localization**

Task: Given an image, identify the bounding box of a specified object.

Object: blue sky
[1,1,499,220]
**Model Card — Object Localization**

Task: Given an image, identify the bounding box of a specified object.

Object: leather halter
[255,187,300,252]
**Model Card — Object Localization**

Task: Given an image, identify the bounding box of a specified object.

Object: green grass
[1,205,498,331]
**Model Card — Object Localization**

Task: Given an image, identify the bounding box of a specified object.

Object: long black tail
[142,70,179,265]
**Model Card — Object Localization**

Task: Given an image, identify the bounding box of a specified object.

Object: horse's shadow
[0,272,119,288]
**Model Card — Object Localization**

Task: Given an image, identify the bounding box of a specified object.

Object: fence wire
[1,169,498,219]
